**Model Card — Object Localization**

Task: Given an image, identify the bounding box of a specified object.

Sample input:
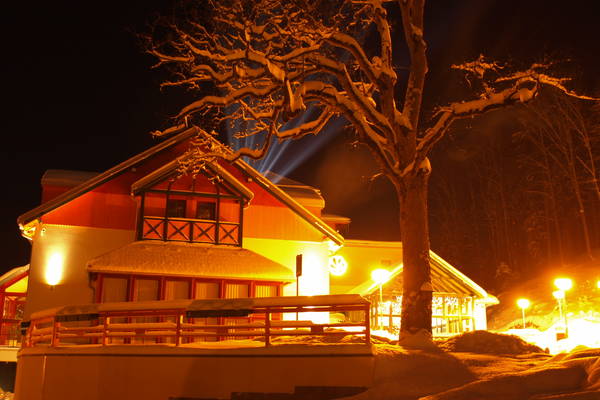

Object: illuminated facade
[17,127,495,334]
[18,127,340,322]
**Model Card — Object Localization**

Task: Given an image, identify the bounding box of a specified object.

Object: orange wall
[39,143,324,241]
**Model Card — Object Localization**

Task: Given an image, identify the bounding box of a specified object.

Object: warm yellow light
[553,290,565,300]
[45,252,64,286]
[328,255,347,276]
[516,298,530,310]
[597,280,600,290]
[371,268,391,285]
[554,278,573,291]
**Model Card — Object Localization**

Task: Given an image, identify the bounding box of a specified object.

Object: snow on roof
[31,294,368,319]
[17,126,199,230]
[130,157,254,201]
[347,247,497,302]
[0,264,29,289]
[42,170,100,188]
[87,241,294,282]
[264,171,326,209]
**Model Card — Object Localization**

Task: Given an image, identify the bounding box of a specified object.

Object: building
[17,126,495,332]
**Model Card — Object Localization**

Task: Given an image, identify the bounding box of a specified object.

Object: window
[134,278,160,301]
[165,280,190,300]
[195,282,220,299]
[102,277,129,303]
[225,283,249,298]
[196,201,216,220]
[166,199,186,218]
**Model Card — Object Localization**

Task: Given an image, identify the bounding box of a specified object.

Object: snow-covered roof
[17,126,199,231]
[0,264,29,290]
[348,247,497,303]
[130,157,254,201]
[264,171,325,209]
[31,294,368,320]
[18,126,344,245]
[42,170,100,188]
[87,241,294,282]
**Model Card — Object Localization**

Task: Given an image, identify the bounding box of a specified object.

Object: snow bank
[437,330,544,355]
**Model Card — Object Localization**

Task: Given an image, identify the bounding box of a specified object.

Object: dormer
[132,160,253,247]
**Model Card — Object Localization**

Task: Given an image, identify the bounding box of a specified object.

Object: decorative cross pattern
[143,218,165,240]
[219,224,239,245]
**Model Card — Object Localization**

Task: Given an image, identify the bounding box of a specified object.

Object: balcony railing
[23,295,371,348]
[141,216,240,246]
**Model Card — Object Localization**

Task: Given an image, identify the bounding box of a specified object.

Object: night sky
[2,1,599,275]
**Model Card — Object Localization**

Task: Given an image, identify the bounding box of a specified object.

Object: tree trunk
[398,168,433,338]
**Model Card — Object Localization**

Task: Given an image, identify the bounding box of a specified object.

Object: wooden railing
[141,216,240,245]
[23,295,371,348]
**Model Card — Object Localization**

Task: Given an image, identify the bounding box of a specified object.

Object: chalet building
[0,265,28,362]
[17,126,496,334]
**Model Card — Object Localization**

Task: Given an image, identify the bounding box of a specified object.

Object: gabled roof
[88,241,294,282]
[17,126,199,231]
[18,125,344,245]
[348,249,498,304]
[0,265,29,292]
[130,157,254,201]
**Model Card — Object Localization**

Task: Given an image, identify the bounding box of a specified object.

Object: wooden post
[365,304,371,344]
[265,311,271,347]
[102,316,109,346]
[51,320,59,347]
[176,313,182,347]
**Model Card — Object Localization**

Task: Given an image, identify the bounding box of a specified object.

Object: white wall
[25,224,135,319]
[15,346,374,400]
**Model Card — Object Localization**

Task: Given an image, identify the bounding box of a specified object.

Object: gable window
[166,199,186,218]
[196,201,216,220]
[138,172,245,246]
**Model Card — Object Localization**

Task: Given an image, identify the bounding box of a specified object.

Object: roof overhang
[17,126,200,236]
[130,157,254,202]
[88,241,295,283]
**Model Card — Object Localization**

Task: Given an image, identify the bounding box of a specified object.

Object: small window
[166,199,186,218]
[196,201,216,220]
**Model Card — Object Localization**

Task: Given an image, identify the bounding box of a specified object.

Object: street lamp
[371,268,392,329]
[553,278,573,338]
[516,298,530,329]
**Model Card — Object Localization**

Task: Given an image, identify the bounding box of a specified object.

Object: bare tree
[148,0,596,339]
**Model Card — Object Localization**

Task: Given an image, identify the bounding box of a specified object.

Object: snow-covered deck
[24,295,371,348]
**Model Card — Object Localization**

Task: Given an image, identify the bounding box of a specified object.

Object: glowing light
[371,269,392,285]
[597,280,600,289]
[45,253,64,286]
[554,278,573,291]
[552,290,565,300]
[328,255,347,276]
[517,298,530,309]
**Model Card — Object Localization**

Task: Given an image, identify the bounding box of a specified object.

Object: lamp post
[371,269,392,329]
[516,298,530,329]
[553,278,573,338]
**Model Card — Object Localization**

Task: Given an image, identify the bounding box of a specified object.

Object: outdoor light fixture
[45,252,64,287]
[517,298,530,329]
[328,255,348,276]
[554,278,573,292]
[371,268,392,328]
[553,278,572,339]
[597,280,600,290]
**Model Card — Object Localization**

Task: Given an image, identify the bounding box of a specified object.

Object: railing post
[51,319,59,347]
[365,304,371,344]
[102,316,109,346]
[265,311,271,347]
[176,313,182,346]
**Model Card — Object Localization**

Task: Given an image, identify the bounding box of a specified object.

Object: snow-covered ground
[343,331,600,400]
[488,262,600,354]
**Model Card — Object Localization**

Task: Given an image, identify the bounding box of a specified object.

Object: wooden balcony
[141,216,241,246]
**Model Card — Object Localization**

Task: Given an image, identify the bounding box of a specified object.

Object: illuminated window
[196,201,216,220]
[166,199,186,218]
